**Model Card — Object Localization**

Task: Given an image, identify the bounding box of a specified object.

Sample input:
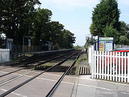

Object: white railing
[0,49,10,63]
[90,50,129,83]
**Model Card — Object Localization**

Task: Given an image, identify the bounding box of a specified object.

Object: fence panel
[90,50,129,83]
[0,49,10,63]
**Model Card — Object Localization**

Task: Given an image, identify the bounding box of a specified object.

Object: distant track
[0,51,73,78]
[0,51,73,86]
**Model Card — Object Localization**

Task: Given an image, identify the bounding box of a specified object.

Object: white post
[110,52,112,81]
[104,51,107,80]
[113,52,115,81]
[107,52,110,80]
[118,52,121,82]
[99,52,102,79]
[90,46,94,79]
[96,51,99,79]
[88,46,92,66]
[102,51,104,79]
[116,52,118,82]
[122,52,124,82]
[127,53,129,83]
[124,54,127,82]
[94,51,96,78]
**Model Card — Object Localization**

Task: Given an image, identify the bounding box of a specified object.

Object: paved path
[72,75,129,97]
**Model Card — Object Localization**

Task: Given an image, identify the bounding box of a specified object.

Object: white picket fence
[89,48,129,83]
[0,49,10,63]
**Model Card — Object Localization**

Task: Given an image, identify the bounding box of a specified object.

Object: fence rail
[90,49,129,83]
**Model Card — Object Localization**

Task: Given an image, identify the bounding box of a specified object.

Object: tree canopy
[0,0,75,50]
[90,0,129,44]
[91,0,120,36]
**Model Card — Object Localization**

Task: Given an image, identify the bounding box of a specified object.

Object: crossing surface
[0,67,129,97]
[0,51,129,97]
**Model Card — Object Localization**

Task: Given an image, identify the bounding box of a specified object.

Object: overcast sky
[40,0,129,46]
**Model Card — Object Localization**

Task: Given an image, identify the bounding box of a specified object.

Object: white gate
[0,49,10,63]
[90,50,129,83]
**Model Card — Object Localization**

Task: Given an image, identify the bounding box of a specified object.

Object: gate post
[93,51,96,79]
[91,46,96,79]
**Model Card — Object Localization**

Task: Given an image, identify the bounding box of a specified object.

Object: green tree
[0,0,40,45]
[61,30,75,49]
[33,8,52,46]
[118,21,129,44]
[44,21,75,49]
[90,0,120,37]
[103,25,120,43]
[0,0,75,50]
[74,45,82,50]
[119,36,129,45]
[119,21,129,35]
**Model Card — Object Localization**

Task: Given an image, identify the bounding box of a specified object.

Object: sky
[39,0,129,46]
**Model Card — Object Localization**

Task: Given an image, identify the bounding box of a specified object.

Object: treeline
[0,0,75,50]
[90,0,129,45]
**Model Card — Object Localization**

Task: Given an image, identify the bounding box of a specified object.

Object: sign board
[99,37,114,51]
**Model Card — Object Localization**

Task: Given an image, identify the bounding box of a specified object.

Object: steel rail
[0,52,77,97]
[45,52,81,97]
[0,52,72,78]
[34,51,73,68]
[0,49,74,66]
[0,52,74,86]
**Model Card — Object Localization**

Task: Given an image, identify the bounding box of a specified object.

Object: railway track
[0,51,75,87]
[46,52,81,97]
[0,51,80,97]
[0,49,74,67]
[0,50,74,78]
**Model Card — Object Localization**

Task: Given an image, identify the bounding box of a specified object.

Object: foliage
[0,0,40,45]
[103,25,119,43]
[119,36,129,45]
[0,0,75,50]
[74,45,83,50]
[61,29,75,49]
[119,21,129,35]
[32,8,52,46]
[118,21,129,44]
[90,0,120,40]
[90,0,129,45]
